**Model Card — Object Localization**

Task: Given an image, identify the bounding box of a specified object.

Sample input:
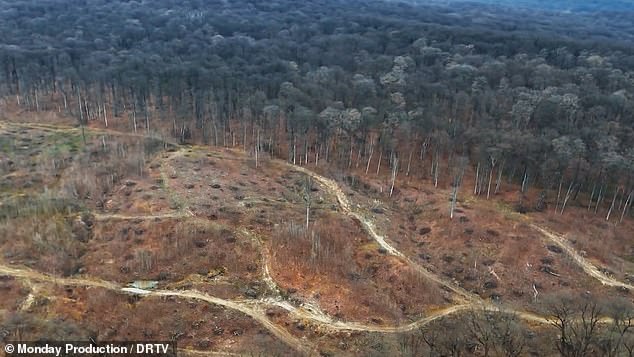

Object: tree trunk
[365,145,373,175]
[243,122,247,151]
[103,103,108,128]
[474,162,480,195]
[450,182,458,219]
[606,187,621,221]
[434,151,440,188]
[293,135,296,165]
[348,138,353,168]
[77,89,86,145]
[213,121,218,146]
[495,160,504,194]
[555,177,563,214]
[594,186,603,214]
[620,190,633,223]
[487,162,495,200]
[255,129,260,168]
[145,99,150,133]
[560,181,574,215]
[389,156,398,197]
[132,99,138,133]
[521,171,528,193]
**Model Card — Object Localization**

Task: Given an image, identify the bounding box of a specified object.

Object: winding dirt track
[0,264,314,355]
[93,211,192,221]
[2,122,631,355]
[531,224,634,290]
[0,262,483,353]
[292,166,477,303]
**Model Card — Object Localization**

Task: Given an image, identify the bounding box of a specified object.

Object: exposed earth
[1,117,633,356]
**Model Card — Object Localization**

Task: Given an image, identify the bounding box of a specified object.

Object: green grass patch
[43,131,86,156]
[0,134,14,152]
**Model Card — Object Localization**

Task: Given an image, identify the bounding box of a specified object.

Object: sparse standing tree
[303,176,312,230]
[390,153,398,197]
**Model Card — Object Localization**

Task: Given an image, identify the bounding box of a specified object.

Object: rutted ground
[0,261,476,354]
[531,224,634,290]
[293,165,476,304]
[154,144,452,323]
[323,171,632,311]
[1,121,633,355]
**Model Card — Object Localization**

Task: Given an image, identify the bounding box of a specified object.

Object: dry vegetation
[1,115,633,356]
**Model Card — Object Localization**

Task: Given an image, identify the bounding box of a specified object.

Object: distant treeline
[0,0,633,216]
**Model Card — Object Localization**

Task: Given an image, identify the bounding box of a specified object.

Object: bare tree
[303,176,313,230]
[464,309,526,357]
[598,298,634,357]
[389,153,398,197]
[420,316,469,357]
[544,293,603,357]
[398,332,428,357]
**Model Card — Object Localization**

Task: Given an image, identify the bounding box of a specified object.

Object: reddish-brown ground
[267,211,448,324]
[0,277,28,311]
[6,285,295,355]
[321,168,632,312]
[532,209,634,283]
[83,218,262,297]
[2,109,633,356]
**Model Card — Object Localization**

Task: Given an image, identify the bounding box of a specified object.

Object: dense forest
[442,0,634,14]
[1,0,633,218]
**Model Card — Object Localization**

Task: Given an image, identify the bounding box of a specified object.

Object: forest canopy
[1,0,633,213]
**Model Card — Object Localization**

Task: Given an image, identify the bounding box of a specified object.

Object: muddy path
[0,262,481,354]
[1,121,627,354]
[93,211,193,221]
[0,263,314,355]
[292,166,477,303]
[293,163,634,299]
[1,260,512,336]
[531,224,634,290]
[0,262,570,335]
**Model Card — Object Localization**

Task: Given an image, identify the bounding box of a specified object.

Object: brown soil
[328,170,631,312]
[2,113,633,356]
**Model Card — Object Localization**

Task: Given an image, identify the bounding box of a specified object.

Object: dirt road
[1,122,627,355]
[292,166,477,303]
[0,263,314,355]
[531,224,633,290]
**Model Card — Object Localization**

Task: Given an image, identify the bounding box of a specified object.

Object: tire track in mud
[292,164,634,315]
[93,211,192,221]
[4,123,625,354]
[238,229,281,295]
[0,264,314,355]
[0,262,559,334]
[0,262,479,354]
[531,224,634,290]
[291,166,477,303]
